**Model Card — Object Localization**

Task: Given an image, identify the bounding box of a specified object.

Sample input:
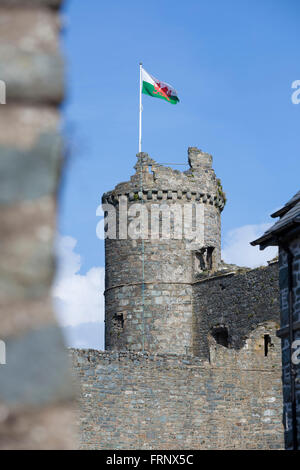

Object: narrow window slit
[264,334,271,356]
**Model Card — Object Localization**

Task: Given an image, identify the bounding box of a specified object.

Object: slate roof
[251,191,300,248]
[271,190,300,218]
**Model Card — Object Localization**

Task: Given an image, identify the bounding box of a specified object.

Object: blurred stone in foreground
[0,0,77,449]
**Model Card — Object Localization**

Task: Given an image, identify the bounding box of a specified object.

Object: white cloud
[222,223,278,268]
[52,235,105,348]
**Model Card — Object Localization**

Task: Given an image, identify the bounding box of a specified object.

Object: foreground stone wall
[0,0,77,449]
[72,343,284,450]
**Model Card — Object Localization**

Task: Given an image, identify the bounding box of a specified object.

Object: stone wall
[105,278,194,353]
[73,261,284,450]
[72,343,284,450]
[0,0,77,449]
[277,237,300,449]
[193,262,281,358]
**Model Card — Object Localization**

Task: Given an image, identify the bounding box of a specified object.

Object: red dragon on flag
[141,67,179,105]
[153,82,172,101]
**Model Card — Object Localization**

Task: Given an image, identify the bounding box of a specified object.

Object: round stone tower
[102,147,225,354]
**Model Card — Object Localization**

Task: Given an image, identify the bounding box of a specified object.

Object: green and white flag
[141,67,179,105]
[138,64,179,152]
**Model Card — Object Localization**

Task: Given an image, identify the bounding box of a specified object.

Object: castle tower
[102,147,225,354]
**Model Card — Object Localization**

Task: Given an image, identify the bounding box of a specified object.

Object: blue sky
[54,0,300,348]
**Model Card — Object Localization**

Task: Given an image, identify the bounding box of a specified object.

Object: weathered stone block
[0,196,56,304]
[0,133,63,204]
[0,8,60,53]
[0,46,64,103]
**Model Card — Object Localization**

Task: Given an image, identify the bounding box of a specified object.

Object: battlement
[102,147,226,211]
[102,188,225,210]
[188,147,213,169]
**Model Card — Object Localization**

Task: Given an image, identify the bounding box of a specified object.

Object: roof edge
[251,219,300,249]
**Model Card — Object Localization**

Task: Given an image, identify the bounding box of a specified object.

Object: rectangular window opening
[264,334,271,356]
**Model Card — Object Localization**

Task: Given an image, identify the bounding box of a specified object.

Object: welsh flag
[141,67,179,105]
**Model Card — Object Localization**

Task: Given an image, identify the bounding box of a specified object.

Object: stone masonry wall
[193,262,281,358]
[72,344,284,450]
[72,261,284,449]
[0,0,77,449]
[104,245,194,353]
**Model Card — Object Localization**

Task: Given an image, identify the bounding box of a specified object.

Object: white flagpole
[139,62,143,153]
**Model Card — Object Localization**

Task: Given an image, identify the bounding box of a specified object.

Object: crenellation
[103,189,224,209]
[108,151,225,205]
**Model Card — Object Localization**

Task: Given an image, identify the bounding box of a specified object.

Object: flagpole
[139,62,142,153]
[138,62,145,351]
